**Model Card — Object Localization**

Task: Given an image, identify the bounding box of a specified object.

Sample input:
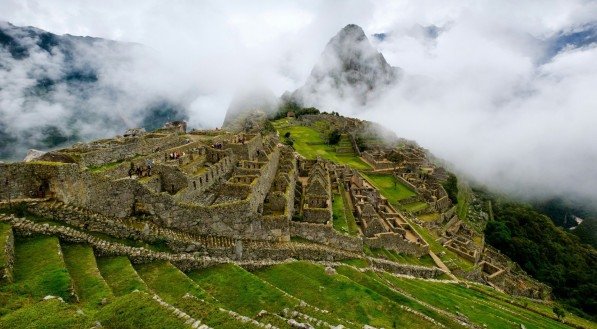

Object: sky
[1,0,596,204]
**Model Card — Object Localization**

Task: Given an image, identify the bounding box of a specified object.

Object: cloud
[1,0,596,204]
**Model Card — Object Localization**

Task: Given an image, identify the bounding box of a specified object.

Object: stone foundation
[289,221,362,252]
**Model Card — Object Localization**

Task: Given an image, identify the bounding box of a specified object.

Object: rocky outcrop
[290,24,401,107]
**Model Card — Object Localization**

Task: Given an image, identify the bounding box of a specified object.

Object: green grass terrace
[272,118,371,170]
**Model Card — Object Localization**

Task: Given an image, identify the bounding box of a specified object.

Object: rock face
[291,24,401,106]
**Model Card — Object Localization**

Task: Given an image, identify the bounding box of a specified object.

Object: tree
[328,129,341,145]
[553,306,565,322]
[261,121,275,134]
[443,173,458,204]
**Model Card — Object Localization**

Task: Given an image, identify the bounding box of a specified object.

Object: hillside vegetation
[484,196,597,318]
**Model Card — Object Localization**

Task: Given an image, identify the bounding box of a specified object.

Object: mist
[1,0,596,204]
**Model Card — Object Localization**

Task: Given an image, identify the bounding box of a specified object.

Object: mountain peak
[336,24,367,40]
[290,23,401,107]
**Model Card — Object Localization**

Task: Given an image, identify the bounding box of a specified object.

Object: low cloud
[1,1,596,204]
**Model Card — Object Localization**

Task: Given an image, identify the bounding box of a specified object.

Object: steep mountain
[0,22,187,160]
[289,24,401,107]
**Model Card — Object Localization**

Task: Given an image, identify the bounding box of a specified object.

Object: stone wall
[1,148,282,241]
[25,202,235,253]
[364,232,429,257]
[0,162,80,201]
[445,243,477,263]
[176,153,237,202]
[362,151,394,170]
[434,196,451,212]
[394,174,419,193]
[289,221,363,252]
[158,164,189,194]
[223,134,263,161]
[302,207,332,224]
[74,134,187,167]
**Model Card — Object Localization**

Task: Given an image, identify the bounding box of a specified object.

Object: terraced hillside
[0,211,593,328]
[0,117,594,328]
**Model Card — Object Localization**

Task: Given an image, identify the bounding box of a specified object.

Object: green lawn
[273,120,370,170]
[0,299,93,329]
[339,184,360,236]
[336,266,461,328]
[95,292,188,329]
[341,258,370,268]
[362,173,416,202]
[62,244,112,307]
[190,263,295,316]
[134,261,209,304]
[174,297,262,329]
[192,263,355,328]
[96,256,148,296]
[8,236,73,302]
[254,261,437,328]
[379,273,572,329]
[332,194,349,234]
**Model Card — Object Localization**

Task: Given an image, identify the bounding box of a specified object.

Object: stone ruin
[361,145,452,215]
[0,121,429,260]
[435,206,551,299]
[0,118,553,298]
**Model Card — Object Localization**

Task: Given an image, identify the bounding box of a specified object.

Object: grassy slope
[174,297,263,329]
[471,284,597,329]
[0,299,93,329]
[190,263,356,328]
[62,244,112,307]
[134,261,209,304]
[275,118,477,272]
[254,261,437,328]
[379,272,574,329]
[95,292,188,329]
[362,172,416,201]
[332,193,349,234]
[189,263,295,316]
[7,236,73,301]
[339,184,359,235]
[335,265,462,328]
[96,256,148,296]
[272,119,370,170]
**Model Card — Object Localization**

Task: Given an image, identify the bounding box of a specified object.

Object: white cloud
[0,0,596,203]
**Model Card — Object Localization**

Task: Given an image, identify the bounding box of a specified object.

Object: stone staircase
[335,134,355,154]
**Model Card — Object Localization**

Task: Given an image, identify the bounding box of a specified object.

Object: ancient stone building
[302,161,332,224]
